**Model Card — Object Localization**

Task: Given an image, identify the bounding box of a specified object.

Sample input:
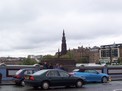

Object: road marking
[113,89,122,91]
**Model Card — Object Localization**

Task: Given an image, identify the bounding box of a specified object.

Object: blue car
[70,68,110,83]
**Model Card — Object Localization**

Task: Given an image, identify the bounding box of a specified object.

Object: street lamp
[109,46,112,65]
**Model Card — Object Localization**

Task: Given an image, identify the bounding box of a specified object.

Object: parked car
[24,69,86,90]
[70,68,110,83]
[13,68,39,86]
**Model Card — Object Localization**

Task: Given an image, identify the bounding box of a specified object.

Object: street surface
[0,81,122,91]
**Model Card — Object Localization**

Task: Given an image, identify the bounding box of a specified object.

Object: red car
[13,68,39,86]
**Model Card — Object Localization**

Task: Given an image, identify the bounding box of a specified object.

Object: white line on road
[113,89,122,91]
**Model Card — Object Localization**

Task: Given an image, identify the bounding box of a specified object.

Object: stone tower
[61,30,67,55]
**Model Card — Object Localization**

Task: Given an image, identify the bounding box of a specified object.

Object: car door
[46,70,61,86]
[85,70,100,82]
[58,70,75,86]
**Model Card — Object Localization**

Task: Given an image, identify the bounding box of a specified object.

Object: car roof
[33,69,65,75]
[19,68,39,70]
[37,69,65,72]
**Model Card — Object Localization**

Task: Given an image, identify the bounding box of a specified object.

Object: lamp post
[109,46,112,65]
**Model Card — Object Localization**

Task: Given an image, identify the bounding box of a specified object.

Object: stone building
[89,46,100,63]
[70,46,100,63]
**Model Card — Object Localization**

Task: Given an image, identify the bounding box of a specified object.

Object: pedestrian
[59,64,65,70]
[54,63,60,69]
[43,62,49,69]
[48,63,53,69]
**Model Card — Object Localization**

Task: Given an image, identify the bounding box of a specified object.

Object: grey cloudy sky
[0,0,122,57]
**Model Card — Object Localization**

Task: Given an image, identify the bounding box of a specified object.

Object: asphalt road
[0,81,122,91]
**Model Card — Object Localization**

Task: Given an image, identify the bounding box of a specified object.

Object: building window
[101,48,118,57]
[101,49,110,57]
[112,49,118,57]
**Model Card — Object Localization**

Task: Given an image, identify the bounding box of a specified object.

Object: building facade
[70,46,99,63]
[99,43,122,64]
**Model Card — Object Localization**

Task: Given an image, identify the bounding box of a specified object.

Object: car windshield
[16,69,23,75]
[73,69,85,72]
[73,69,80,72]
[33,70,47,75]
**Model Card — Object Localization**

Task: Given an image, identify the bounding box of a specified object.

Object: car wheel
[75,80,83,88]
[102,77,108,83]
[41,81,49,90]
[21,80,25,86]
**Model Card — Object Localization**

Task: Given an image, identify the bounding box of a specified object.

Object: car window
[24,70,33,75]
[47,70,59,77]
[79,69,85,72]
[85,70,98,73]
[59,70,69,77]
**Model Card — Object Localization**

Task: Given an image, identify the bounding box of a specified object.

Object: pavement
[1,80,15,85]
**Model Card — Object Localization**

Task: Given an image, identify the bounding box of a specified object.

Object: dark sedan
[24,69,86,90]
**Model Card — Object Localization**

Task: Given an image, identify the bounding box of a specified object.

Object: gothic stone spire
[61,30,67,55]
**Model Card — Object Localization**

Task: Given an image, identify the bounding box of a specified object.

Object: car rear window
[73,69,85,72]
[16,69,23,75]
[73,69,80,72]
[16,68,39,75]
